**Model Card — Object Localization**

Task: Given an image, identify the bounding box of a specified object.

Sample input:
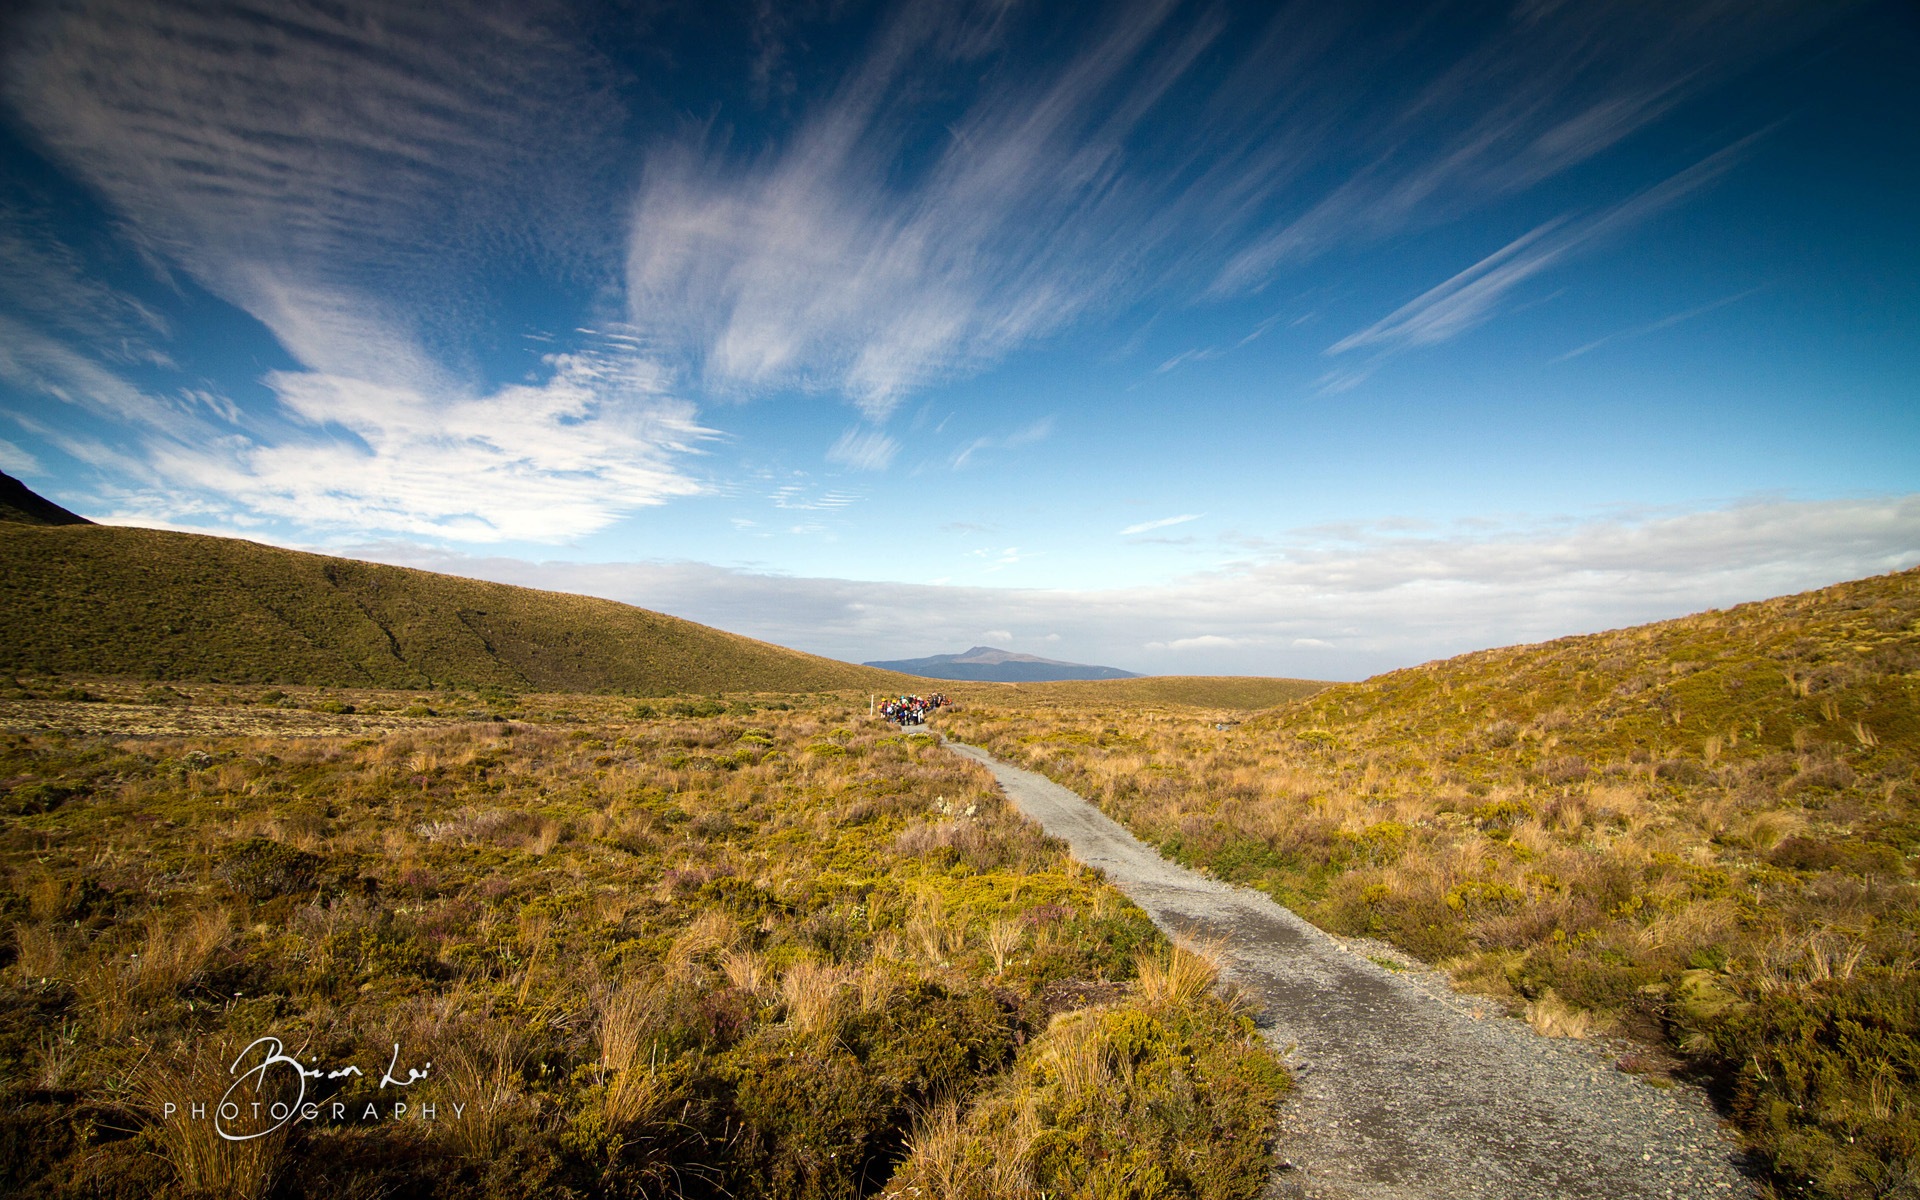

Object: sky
[1,0,1917,680]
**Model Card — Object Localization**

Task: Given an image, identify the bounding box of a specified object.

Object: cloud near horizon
[358,494,1920,680]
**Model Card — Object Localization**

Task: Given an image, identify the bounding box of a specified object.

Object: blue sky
[2,0,1916,679]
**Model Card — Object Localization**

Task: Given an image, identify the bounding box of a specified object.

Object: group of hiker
[879,693,947,726]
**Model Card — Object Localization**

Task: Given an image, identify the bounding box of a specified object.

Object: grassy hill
[0,520,909,695]
[946,567,1920,1200]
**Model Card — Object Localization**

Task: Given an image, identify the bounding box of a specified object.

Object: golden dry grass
[0,693,1288,1198]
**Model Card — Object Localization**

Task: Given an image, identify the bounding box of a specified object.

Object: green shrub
[1701,970,1920,1200]
[0,781,79,815]
[215,837,324,900]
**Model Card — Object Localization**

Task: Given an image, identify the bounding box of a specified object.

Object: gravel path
[943,737,1756,1200]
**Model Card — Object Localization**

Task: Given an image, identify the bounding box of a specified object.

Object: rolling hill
[1,485,908,694]
[865,644,1139,681]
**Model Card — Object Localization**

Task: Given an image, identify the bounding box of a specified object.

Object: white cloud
[625,3,1820,414]
[0,0,1857,547]
[1548,287,1762,364]
[0,0,707,541]
[770,484,862,510]
[952,418,1054,469]
[625,1,1197,415]
[179,346,709,541]
[981,631,1014,644]
[15,332,713,543]
[0,438,41,475]
[4,0,619,379]
[0,314,190,434]
[1146,634,1238,651]
[825,427,900,472]
[1155,346,1227,374]
[1328,141,1748,363]
[0,201,170,360]
[1204,9,1812,295]
[358,494,1920,679]
[968,546,1028,573]
[1121,513,1203,536]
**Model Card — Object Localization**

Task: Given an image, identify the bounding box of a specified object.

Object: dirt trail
[943,737,1754,1200]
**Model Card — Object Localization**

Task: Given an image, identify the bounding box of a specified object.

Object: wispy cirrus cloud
[1326,142,1751,366]
[1203,4,1833,295]
[1549,287,1763,363]
[1,0,708,539]
[0,437,40,475]
[825,427,901,472]
[0,201,171,364]
[951,418,1054,469]
[626,0,1203,417]
[21,329,715,542]
[627,1,1829,416]
[4,0,622,377]
[770,483,863,511]
[199,346,711,541]
[0,313,189,435]
[1121,513,1203,535]
[0,0,1861,539]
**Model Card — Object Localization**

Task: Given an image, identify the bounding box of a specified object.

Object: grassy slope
[1,522,911,695]
[947,568,1920,1199]
[945,676,1329,710]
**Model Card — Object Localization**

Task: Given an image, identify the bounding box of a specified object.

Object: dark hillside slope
[0,522,906,694]
[0,471,91,526]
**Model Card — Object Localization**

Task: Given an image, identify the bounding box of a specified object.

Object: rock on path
[943,737,1755,1200]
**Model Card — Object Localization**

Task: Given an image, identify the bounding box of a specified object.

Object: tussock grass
[1135,942,1221,1011]
[133,1044,292,1200]
[0,691,1286,1198]
[884,965,1284,1200]
[946,566,1920,1200]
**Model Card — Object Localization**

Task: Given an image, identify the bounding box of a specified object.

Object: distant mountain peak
[863,646,1138,682]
